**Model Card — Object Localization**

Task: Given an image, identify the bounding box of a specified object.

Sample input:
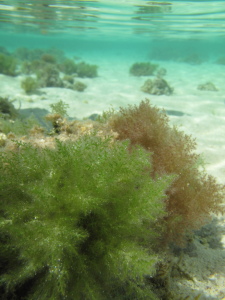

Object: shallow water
[1,1,225,299]
[0,1,225,175]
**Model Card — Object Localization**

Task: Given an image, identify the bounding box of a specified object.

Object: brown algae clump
[109,100,224,245]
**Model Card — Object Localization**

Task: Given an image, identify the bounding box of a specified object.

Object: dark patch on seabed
[165,109,190,117]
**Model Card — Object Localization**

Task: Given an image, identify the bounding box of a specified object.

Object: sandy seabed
[1,53,225,299]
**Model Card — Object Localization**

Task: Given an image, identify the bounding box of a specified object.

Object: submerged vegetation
[0,133,171,300]
[197,81,218,92]
[0,53,17,76]
[59,58,98,78]
[0,47,97,94]
[109,100,224,245]
[0,99,224,299]
[21,76,39,94]
[0,97,18,119]
[129,62,159,76]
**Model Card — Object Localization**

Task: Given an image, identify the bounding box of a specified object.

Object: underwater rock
[141,77,173,95]
[165,109,188,117]
[197,81,218,91]
[194,218,224,249]
[19,108,51,129]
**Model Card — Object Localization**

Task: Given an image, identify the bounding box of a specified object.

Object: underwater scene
[0,1,225,299]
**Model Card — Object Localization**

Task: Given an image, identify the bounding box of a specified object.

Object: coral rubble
[141,77,173,95]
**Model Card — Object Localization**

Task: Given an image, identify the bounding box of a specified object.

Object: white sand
[1,54,225,299]
[1,56,225,182]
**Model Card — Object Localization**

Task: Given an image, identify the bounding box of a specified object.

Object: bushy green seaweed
[59,59,98,78]
[50,100,69,117]
[36,64,63,88]
[41,53,57,64]
[0,53,17,76]
[75,61,98,78]
[14,47,44,61]
[0,97,18,119]
[58,58,77,75]
[20,59,46,75]
[0,114,43,136]
[129,62,158,76]
[14,47,65,63]
[0,134,172,299]
[73,81,87,92]
[21,76,39,94]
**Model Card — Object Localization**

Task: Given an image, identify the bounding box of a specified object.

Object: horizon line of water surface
[1,0,225,39]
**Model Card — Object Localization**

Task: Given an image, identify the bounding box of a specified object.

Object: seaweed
[13,47,45,61]
[21,76,39,94]
[49,100,69,117]
[59,59,98,78]
[0,53,17,76]
[58,58,78,75]
[62,76,87,91]
[197,82,218,92]
[0,46,9,55]
[0,134,172,299]
[0,115,44,137]
[20,59,45,75]
[109,100,224,245]
[14,47,65,63]
[45,100,69,134]
[63,75,74,84]
[73,81,87,92]
[75,61,98,78]
[36,64,63,88]
[129,62,158,76]
[41,53,57,64]
[0,97,18,119]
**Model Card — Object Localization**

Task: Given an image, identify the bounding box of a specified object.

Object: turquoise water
[1,0,225,38]
[0,1,225,150]
[1,0,225,55]
[1,2,225,299]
